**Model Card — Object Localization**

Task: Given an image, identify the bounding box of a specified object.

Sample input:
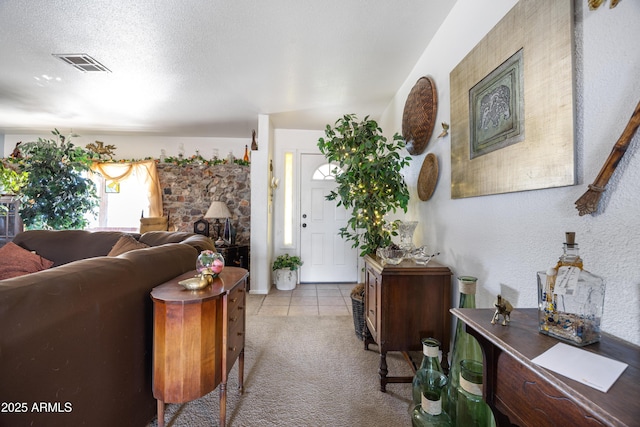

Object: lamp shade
[205,201,231,219]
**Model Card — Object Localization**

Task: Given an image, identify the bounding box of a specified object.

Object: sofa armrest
[116,243,198,284]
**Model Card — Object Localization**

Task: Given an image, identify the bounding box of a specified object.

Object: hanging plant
[318,114,411,256]
[17,129,99,230]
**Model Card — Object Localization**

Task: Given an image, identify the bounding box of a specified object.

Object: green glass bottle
[455,360,493,427]
[446,276,483,425]
[411,370,452,427]
[412,338,444,408]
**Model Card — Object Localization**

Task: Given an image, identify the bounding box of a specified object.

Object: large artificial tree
[17,129,99,230]
[318,114,411,256]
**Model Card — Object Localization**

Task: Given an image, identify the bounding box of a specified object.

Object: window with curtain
[87,160,163,231]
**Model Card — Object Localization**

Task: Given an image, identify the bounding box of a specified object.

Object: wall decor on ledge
[402,76,437,156]
[450,0,575,198]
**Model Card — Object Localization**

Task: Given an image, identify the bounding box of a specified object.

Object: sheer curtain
[90,160,163,217]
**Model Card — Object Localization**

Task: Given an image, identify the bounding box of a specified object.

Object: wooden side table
[363,254,452,392]
[452,308,640,427]
[151,267,248,427]
[216,245,250,289]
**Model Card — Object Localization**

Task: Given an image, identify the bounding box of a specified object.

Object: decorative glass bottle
[455,360,493,427]
[243,144,250,162]
[538,232,605,346]
[411,370,452,427]
[412,338,444,408]
[446,276,483,425]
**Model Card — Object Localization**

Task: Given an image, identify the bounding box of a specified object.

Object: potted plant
[272,254,303,290]
[319,114,411,340]
[317,114,411,256]
[16,129,99,230]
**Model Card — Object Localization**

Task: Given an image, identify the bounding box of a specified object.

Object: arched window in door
[312,162,343,180]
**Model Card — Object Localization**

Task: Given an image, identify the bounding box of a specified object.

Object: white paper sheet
[531,342,628,392]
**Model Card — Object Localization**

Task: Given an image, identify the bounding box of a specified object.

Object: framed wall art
[450,0,575,198]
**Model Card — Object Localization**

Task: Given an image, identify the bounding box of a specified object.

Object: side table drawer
[227,285,245,324]
[495,352,606,427]
[226,322,245,373]
[365,267,379,339]
[226,281,245,373]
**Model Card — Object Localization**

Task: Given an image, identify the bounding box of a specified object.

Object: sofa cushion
[0,242,54,280]
[107,234,149,256]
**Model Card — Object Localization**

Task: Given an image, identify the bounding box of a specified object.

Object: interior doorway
[299,153,358,283]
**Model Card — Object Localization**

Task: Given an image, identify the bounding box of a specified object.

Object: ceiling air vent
[52,53,111,73]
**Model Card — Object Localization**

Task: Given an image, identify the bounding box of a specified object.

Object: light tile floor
[248,283,358,316]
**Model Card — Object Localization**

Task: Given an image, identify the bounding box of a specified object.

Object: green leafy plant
[272,254,304,271]
[318,114,411,256]
[17,129,99,230]
[0,160,29,195]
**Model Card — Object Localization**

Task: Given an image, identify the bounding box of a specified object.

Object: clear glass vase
[398,220,418,251]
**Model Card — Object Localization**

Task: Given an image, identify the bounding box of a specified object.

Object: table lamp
[205,201,231,246]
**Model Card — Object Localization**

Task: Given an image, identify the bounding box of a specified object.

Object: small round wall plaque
[402,76,438,156]
[417,153,439,201]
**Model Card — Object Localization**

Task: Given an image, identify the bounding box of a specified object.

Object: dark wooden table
[452,308,640,427]
[363,255,452,392]
[151,267,248,427]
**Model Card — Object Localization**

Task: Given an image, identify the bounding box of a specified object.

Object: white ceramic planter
[274,269,297,290]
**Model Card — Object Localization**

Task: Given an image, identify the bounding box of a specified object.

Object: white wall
[380,0,640,345]
[250,115,275,295]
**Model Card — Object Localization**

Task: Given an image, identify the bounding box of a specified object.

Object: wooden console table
[363,254,452,392]
[151,267,248,427]
[452,308,640,427]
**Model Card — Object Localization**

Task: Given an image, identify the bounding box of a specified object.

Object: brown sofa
[0,230,214,427]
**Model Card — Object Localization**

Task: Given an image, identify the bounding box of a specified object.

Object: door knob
[302,223,307,228]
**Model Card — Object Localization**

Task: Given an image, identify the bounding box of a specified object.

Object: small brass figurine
[491,294,513,326]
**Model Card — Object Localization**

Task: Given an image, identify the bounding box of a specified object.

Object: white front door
[299,154,358,283]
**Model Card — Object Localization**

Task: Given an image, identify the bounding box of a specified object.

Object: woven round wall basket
[402,76,438,156]
[417,153,439,201]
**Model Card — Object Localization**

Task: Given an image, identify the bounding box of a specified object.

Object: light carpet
[147,313,414,426]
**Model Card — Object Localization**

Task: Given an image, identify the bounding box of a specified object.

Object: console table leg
[219,382,227,427]
[378,352,388,392]
[157,400,165,427]
[239,348,245,393]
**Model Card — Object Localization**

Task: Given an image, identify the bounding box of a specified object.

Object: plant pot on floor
[274,269,298,291]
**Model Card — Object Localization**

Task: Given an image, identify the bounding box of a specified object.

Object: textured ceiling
[0,1,456,137]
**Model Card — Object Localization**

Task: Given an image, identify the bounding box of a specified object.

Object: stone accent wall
[157,163,250,245]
